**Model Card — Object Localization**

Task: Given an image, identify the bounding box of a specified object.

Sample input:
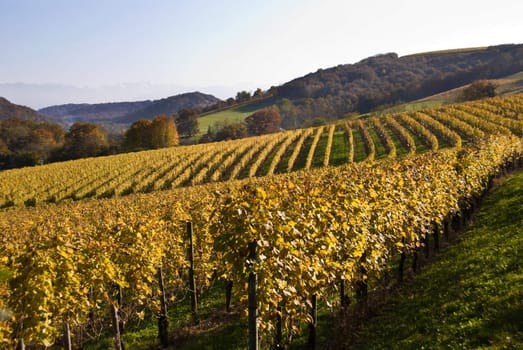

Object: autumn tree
[245,107,281,136]
[123,119,153,150]
[149,115,179,148]
[60,122,108,160]
[235,91,251,103]
[0,118,65,168]
[461,80,497,101]
[278,98,300,129]
[123,115,178,151]
[253,88,264,98]
[175,108,200,137]
[213,121,247,141]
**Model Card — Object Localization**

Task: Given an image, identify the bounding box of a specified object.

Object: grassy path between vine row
[330,170,523,349]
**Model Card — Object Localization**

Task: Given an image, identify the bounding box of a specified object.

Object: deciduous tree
[123,115,178,151]
[61,122,108,160]
[461,80,497,101]
[175,109,200,137]
[245,107,281,136]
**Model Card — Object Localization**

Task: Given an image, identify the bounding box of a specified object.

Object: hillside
[0,97,47,122]
[39,92,221,131]
[39,100,153,125]
[115,92,220,123]
[375,70,523,114]
[1,93,522,349]
[277,44,523,116]
[1,93,522,209]
[337,169,523,349]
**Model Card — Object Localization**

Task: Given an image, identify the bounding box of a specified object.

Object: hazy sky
[1,0,522,108]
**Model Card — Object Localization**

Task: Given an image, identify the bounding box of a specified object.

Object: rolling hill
[115,92,220,124]
[39,92,221,131]
[38,100,154,125]
[198,44,523,133]
[0,97,48,122]
[276,43,523,114]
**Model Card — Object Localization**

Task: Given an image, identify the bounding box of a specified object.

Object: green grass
[352,129,367,162]
[379,100,444,114]
[331,170,523,349]
[197,97,277,137]
[329,130,349,166]
[367,127,387,159]
[83,280,245,350]
[312,132,329,168]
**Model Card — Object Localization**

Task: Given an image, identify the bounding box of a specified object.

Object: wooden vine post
[15,324,25,350]
[157,267,169,347]
[248,240,258,350]
[433,223,440,253]
[63,322,72,350]
[307,294,318,350]
[111,284,125,350]
[398,238,407,283]
[187,222,198,319]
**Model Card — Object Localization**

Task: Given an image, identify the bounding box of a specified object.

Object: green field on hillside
[378,70,523,115]
[197,97,278,136]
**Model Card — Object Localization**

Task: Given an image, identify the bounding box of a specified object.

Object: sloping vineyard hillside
[1,94,523,210]
[1,94,523,349]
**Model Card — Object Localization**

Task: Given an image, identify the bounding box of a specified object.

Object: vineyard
[0,94,522,209]
[1,94,523,349]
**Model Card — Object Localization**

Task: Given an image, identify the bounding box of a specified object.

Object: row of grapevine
[323,124,336,166]
[395,113,439,151]
[355,120,376,161]
[409,112,462,148]
[424,108,485,141]
[304,126,325,170]
[455,104,523,136]
[266,129,304,175]
[344,122,355,163]
[368,117,397,158]
[286,128,314,172]
[2,133,522,348]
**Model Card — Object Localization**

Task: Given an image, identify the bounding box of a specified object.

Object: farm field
[1,94,523,349]
[196,97,277,137]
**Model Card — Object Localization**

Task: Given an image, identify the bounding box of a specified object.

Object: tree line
[0,107,282,170]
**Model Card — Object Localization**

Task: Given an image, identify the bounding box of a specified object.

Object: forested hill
[39,91,221,127]
[115,92,220,124]
[0,97,47,122]
[38,100,154,125]
[277,44,523,114]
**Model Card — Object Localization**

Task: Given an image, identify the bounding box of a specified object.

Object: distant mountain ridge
[39,100,154,125]
[115,92,221,124]
[39,92,221,129]
[0,97,47,122]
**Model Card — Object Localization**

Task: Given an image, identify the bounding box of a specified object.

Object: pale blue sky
[1,0,522,108]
